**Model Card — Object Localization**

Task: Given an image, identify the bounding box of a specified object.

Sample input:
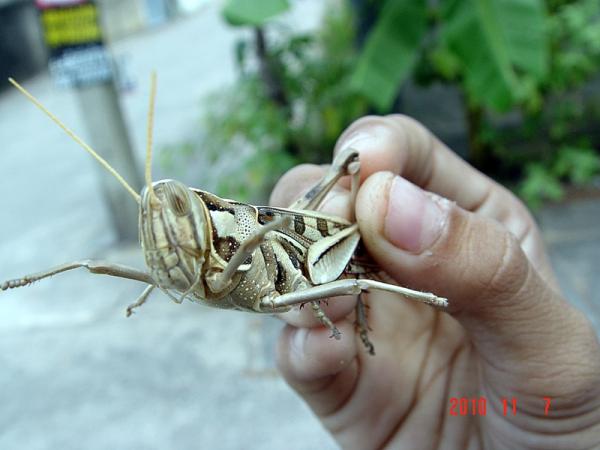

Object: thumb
[356,172,595,384]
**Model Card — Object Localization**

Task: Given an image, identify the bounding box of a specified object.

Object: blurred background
[0,0,599,448]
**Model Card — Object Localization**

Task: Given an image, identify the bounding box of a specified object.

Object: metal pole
[35,0,142,242]
[74,80,142,242]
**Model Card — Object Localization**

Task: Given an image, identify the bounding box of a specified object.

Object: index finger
[335,115,492,210]
[334,115,556,285]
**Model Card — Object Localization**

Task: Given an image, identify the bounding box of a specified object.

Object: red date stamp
[449,397,552,416]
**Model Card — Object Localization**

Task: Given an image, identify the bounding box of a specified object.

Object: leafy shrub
[163,0,600,207]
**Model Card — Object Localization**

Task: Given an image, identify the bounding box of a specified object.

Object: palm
[322,292,570,450]
[317,295,471,449]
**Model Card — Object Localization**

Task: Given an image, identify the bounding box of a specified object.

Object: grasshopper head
[139,179,209,294]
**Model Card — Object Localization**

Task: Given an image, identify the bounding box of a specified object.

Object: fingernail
[337,130,374,152]
[384,176,445,252]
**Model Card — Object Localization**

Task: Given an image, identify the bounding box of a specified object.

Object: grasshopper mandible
[2,75,447,355]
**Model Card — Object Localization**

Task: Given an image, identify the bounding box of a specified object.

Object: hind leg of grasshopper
[288,147,360,216]
[1,260,154,291]
[261,278,440,355]
[355,293,375,355]
[263,278,448,310]
[262,278,447,348]
[310,301,342,340]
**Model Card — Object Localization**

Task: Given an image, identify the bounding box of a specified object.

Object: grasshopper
[1,75,447,355]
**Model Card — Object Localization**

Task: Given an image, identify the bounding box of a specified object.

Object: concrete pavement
[0,3,337,450]
[1,2,599,449]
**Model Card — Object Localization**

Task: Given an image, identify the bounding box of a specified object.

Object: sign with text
[37,0,112,87]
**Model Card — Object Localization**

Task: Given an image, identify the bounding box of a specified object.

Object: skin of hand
[270,115,600,450]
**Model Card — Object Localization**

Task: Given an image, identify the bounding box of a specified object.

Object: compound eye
[164,184,190,216]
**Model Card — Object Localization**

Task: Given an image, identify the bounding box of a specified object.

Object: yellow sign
[37,1,111,87]
[41,4,101,47]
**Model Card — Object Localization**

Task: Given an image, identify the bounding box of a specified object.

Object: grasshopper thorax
[140,179,209,295]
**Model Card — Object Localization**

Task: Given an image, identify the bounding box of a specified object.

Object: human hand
[270,115,600,449]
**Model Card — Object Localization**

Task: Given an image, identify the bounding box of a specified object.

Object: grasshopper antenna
[145,71,160,205]
[8,77,141,204]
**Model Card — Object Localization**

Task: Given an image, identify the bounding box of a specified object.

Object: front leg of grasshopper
[126,284,156,317]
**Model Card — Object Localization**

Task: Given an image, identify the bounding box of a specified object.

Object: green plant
[162,1,367,202]
[519,144,600,208]
[479,0,600,206]
[352,0,600,207]
[353,0,549,112]
[163,0,600,207]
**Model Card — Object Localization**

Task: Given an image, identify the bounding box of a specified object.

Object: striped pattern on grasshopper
[1,76,447,355]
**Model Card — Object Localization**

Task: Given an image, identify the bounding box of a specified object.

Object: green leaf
[430,47,462,79]
[223,0,290,27]
[554,145,600,185]
[492,0,548,79]
[350,0,428,111]
[442,0,549,111]
[519,162,565,209]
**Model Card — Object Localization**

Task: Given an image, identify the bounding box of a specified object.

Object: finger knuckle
[345,115,388,132]
[387,114,435,152]
[478,229,530,303]
[335,115,396,149]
